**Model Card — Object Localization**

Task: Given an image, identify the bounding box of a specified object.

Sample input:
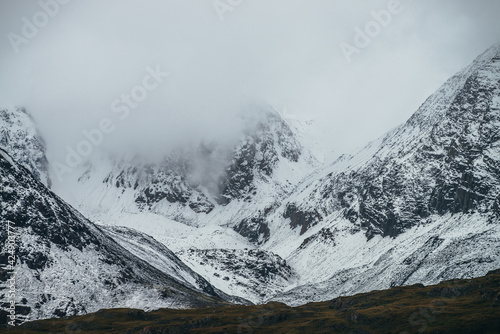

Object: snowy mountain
[98,224,248,305]
[58,103,319,245]
[177,248,296,304]
[0,148,238,323]
[261,43,500,304]
[273,43,500,240]
[0,107,51,188]
[50,44,500,305]
[2,44,500,317]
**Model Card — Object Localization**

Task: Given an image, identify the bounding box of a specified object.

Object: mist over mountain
[2,44,500,315]
[2,0,500,169]
[1,1,500,332]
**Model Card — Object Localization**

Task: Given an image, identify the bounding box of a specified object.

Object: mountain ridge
[0,147,241,323]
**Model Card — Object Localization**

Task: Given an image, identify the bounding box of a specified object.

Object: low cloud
[0,0,499,168]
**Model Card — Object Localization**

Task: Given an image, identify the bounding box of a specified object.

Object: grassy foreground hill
[4,269,500,333]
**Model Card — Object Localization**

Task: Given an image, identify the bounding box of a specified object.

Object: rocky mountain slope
[57,103,319,242]
[270,213,500,305]
[275,43,500,240]
[177,248,296,304]
[0,107,51,188]
[260,43,500,304]
[97,224,248,305]
[0,148,238,323]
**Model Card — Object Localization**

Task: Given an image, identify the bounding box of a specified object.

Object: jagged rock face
[99,105,302,213]
[112,152,217,215]
[426,60,500,216]
[282,44,500,238]
[233,217,271,244]
[177,248,295,304]
[283,204,322,236]
[70,103,309,243]
[0,149,232,323]
[0,107,51,188]
[217,110,301,205]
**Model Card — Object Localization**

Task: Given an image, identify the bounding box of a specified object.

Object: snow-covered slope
[177,248,296,304]
[270,214,500,306]
[57,103,319,246]
[0,148,237,323]
[260,43,500,304]
[97,224,249,305]
[0,107,51,188]
[270,43,500,241]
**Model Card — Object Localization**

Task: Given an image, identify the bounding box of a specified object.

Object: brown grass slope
[3,269,500,334]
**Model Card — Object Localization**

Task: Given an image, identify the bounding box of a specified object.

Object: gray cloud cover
[0,0,499,165]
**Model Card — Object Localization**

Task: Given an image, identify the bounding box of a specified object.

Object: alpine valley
[1,43,500,326]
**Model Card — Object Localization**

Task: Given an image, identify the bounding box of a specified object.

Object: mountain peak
[277,43,500,241]
[402,43,498,129]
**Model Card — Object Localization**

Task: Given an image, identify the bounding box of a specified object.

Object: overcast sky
[1,0,500,165]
